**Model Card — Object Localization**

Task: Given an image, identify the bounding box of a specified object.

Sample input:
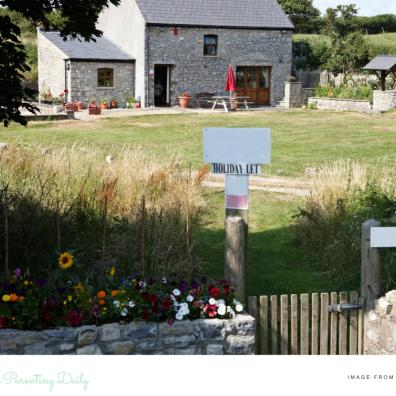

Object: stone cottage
[38,0,293,107]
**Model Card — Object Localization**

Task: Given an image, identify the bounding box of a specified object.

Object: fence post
[361,219,381,354]
[225,216,247,302]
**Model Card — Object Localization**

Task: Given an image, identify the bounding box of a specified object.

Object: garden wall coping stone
[0,314,255,355]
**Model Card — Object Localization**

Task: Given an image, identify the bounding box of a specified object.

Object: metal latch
[328,303,363,313]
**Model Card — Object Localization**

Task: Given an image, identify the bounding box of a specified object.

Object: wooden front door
[236,66,271,105]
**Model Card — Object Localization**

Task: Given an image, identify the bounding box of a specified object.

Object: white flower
[139,280,146,288]
[186,295,194,302]
[172,288,181,296]
[128,300,135,308]
[209,298,216,305]
[170,295,176,301]
[227,306,235,318]
[113,300,121,308]
[235,303,244,313]
[218,304,226,316]
[216,299,225,307]
[175,312,184,321]
[179,304,190,316]
[121,308,128,317]
[162,276,167,284]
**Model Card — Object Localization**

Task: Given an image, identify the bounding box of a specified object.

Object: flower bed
[0,254,245,331]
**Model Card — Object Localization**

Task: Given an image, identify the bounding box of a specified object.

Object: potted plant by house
[64,102,74,111]
[88,101,101,115]
[178,91,191,108]
[100,99,109,110]
[77,101,85,111]
[110,98,118,109]
[125,96,135,108]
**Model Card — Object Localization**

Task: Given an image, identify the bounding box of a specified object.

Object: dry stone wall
[0,314,255,355]
[366,290,396,355]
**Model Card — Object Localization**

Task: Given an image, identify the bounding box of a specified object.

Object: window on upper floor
[203,35,218,56]
[98,68,114,87]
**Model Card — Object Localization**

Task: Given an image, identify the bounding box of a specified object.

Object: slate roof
[363,55,396,71]
[40,31,134,61]
[135,0,293,29]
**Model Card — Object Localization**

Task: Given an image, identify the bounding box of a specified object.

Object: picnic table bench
[210,96,253,112]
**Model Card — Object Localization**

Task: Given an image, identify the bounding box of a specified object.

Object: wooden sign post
[203,128,271,301]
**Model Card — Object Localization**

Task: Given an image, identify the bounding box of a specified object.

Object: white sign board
[225,175,249,210]
[203,128,271,164]
[371,227,396,248]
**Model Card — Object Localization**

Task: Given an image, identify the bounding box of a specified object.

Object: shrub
[294,161,396,290]
[0,145,208,280]
[314,83,373,101]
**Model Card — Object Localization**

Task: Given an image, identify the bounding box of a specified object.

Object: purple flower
[14,268,22,278]
[178,280,187,294]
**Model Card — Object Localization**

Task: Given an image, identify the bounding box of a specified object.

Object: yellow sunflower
[58,252,74,270]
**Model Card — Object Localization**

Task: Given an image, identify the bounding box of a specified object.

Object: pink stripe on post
[226,195,248,209]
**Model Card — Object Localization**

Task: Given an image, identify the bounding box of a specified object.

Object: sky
[314,0,396,16]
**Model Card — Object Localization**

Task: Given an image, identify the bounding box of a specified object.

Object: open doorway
[154,65,170,106]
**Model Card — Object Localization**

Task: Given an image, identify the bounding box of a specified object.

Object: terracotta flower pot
[100,102,109,110]
[133,103,141,109]
[88,104,101,115]
[178,96,191,108]
[77,102,85,111]
[64,102,74,111]
[111,99,118,109]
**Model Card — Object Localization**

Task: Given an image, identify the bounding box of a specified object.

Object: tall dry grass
[295,160,396,290]
[0,144,208,279]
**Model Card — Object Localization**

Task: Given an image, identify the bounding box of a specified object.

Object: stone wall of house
[372,90,396,112]
[69,61,135,104]
[308,97,372,112]
[365,290,396,354]
[37,30,66,99]
[146,26,292,107]
[0,314,255,355]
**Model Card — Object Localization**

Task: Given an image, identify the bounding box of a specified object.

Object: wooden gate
[248,291,364,355]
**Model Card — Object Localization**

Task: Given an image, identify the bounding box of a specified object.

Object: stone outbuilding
[38,0,294,107]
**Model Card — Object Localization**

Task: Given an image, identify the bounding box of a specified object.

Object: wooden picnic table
[210,96,252,112]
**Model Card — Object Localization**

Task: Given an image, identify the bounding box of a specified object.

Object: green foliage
[0,0,121,126]
[294,166,396,291]
[321,5,369,75]
[292,38,329,70]
[277,0,320,32]
[314,83,373,101]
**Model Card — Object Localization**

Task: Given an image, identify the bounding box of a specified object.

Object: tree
[0,0,120,127]
[321,4,369,76]
[277,0,320,32]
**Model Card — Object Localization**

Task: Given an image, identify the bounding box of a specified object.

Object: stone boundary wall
[373,90,396,112]
[284,82,314,108]
[0,314,255,355]
[308,97,372,112]
[366,290,396,354]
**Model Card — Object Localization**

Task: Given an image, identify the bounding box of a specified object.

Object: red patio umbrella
[225,64,236,96]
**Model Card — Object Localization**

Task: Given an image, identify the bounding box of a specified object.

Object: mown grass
[3,110,396,177]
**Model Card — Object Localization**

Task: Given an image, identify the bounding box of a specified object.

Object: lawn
[2,110,393,296]
[197,189,337,298]
[3,110,396,177]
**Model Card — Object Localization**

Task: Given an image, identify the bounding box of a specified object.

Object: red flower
[203,303,217,318]
[223,284,231,295]
[162,298,172,310]
[67,309,83,327]
[142,309,151,321]
[148,293,158,304]
[0,317,6,329]
[64,89,69,93]
[208,285,221,298]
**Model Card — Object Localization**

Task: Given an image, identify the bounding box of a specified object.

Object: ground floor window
[98,68,114,87]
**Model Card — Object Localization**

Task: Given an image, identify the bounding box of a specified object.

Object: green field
[4,110,396,177]
[294,32,396,56]
[3,110,394,296]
